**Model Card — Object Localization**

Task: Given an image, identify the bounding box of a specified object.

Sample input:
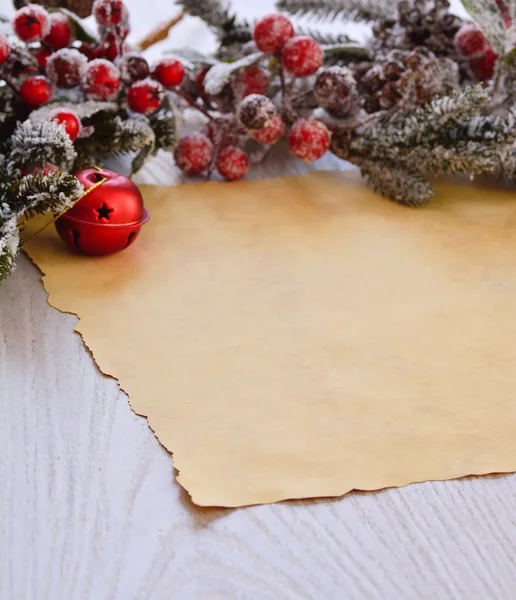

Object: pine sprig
[0,216,18,282]
[360,161,435,206]
[332,86,516,206]
[177,0,238,32]
[276,0,393,22]
[11,171,84,216]
[9,120,77,171]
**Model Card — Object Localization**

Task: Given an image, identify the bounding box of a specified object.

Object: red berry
[217,146,250,181]
[127,79,164,115]
[0,33,10,65]
[288,119,330,163]
[253,13,295,55]
[19,76,52,107]
[45,12,73,50]
[469,46,499,81]
[34,47,52,69]
[174,134,214,175]
[250,112,285,145]
[454,23,489,59]
[237,66,269,97]
[82,58,121,100]
[282,36,324,78]
[152,57,185,88]
[50,109,81,141]
[92,0,128,26]
[47,48,87,88]
[13,4,50,43]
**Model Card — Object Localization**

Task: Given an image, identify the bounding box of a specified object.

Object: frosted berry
[47,48,87,88]
[76,42,103,61]
[0,33,10,66]
[250,112,285,145]
[127,79,164,114]
[82,58,121,100]
[50,109,81,141]
[454,23,489,59]
[92,0,128,26]
[152,57,185,88]
[119,53,149,84]
[19,76,52,107]
[282,36,324,78]
[45,12,73,50]
[315,66,359,118]
[288,119,330,163]
[34,47,52,69]
[469,47,499,81]
[253,13,294,55]
[174,134,214,175]
[238,94,277,130]
[237,66,269,96]
[13,4,50,43]
[217,146,250,181]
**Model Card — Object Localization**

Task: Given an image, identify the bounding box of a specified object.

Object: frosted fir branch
[0,216,19,283]
[73,115,156,169]
[177,0,235,31]
[295,26,356,45]
[9,120,77,171]
[404,141,502,175]
[12,172,84,217]
[149,98,178,152]
[276,0,393,22]
[361,85,491,151]
[112,117,156,155]
[359,161,435,206]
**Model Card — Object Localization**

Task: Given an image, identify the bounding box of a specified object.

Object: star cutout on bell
[96,203,114,220]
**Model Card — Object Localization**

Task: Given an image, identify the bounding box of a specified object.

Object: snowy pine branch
[276,0,393,22]
[0,216,18,282]
[177,0,236,31]
[360,161,435,206]
[9,120,77,171]
[11,171,84,216]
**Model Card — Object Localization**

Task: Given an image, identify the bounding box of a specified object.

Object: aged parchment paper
[24,171,516,507]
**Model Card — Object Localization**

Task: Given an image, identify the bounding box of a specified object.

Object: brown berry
[238,94,277,130]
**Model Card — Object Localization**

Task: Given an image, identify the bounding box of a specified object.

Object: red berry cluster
[454,23,499,81]
[0,1,176,134]
[172,13,330,181]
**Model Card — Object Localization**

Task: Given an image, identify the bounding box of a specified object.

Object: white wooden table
[3,1,516,598]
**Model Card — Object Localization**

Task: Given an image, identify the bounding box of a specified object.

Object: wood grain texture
[2,0,516,598]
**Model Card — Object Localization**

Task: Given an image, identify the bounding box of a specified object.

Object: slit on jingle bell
[72,229,80,249]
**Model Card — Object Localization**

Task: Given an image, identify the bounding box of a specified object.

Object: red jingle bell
[55,168,150,256]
